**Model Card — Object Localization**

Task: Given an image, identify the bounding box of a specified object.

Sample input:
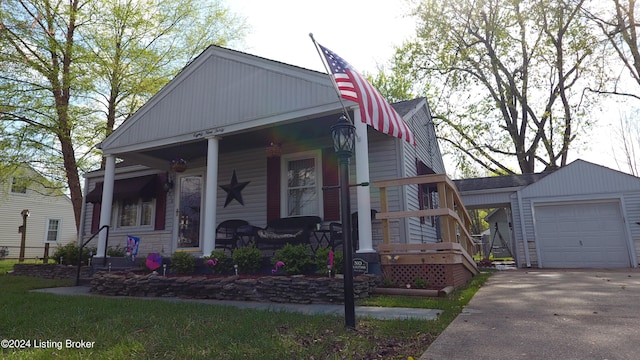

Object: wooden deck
[373,174,479,288]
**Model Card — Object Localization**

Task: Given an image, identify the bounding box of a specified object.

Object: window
[282,151,321,217]
[10,177,27,194]
[46,219,61,243]
[116,198,154,228]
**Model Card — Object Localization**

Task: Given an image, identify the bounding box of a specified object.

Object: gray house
[80,45,445,262]
[456,159,640,268]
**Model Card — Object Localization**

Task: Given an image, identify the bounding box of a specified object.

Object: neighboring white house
[456,159,640,268]
[78,45,446,264]
[0,167,76,259]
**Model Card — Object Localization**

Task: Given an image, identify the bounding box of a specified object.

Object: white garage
[534,200,631,268]
[456,159,640,269]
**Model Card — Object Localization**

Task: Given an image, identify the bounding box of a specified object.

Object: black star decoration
[219,170,250,207]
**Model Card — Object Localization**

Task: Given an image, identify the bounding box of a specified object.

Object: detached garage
[456,159,640,269]
[513,160,640,269]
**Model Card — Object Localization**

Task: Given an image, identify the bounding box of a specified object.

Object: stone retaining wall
[11,264,91,279]
[91,272,381,304]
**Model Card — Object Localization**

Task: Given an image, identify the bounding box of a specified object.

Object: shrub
[414,276,430,289]
[170,252,195,274]
[107,244,127,257]
[272,243,315,275]
[232,245,263,274]
[52,242,95,265]
[204,250,233,275]
[315,248,344,275]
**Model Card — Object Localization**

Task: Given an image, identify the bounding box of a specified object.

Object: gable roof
[100,45,348,154]
[519,159,640,197]
[454,171,552,192]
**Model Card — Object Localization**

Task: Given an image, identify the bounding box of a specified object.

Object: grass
[0,259,42,274]
[0,262,493,360]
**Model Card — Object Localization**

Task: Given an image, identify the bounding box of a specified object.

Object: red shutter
[322,148,340,221]
[91,202,101,234]
[154,174,167,230]
[266,156,281,222]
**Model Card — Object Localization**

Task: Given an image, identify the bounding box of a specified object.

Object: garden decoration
[145,253,162,271]
[206,258,218,268]
[126,235,140,261]
[272,261,285,274]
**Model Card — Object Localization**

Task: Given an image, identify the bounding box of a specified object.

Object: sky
[224,0,635,177]
[224,0,415,74]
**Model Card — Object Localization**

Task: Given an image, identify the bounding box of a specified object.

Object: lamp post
[18,209,30,263]
[330,114,356,329]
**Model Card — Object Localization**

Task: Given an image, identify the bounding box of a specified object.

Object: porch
[373,174,479,288]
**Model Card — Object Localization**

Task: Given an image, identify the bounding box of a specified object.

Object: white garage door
[535,201,631,268]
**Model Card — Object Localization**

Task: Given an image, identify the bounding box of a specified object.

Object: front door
[176,174,203,250]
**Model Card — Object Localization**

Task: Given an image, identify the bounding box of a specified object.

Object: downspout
[516,190,531,267]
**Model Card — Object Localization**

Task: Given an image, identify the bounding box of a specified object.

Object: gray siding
[622,192,640,263]
[402,100,445,244]
[102,47,342,153]
[366,129,402,245]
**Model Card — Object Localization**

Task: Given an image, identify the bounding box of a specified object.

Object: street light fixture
[330,114,356,329]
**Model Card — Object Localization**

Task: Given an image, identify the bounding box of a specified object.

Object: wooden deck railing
[372,174,476,257]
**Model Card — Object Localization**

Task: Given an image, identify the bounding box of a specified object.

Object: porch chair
[329,210,378,252]
[215,220,249,253]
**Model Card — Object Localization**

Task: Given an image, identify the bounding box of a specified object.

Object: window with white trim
[282,151,321,217]
[45,219,61,243]
[116,198,154,228]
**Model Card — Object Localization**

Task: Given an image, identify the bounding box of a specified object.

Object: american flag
[318,44,416,145]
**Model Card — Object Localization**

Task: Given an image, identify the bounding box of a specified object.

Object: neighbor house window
[117,198,154,228]
[10,177,27,194]
[282,151,321,217]
[46,219,61,242]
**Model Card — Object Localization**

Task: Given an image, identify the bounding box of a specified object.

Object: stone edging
[90,272,382,304]
[10,264,90,279]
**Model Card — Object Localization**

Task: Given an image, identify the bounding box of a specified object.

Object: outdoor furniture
[255,216,321,253]
[215,220,249,253]
[329,210,378,252]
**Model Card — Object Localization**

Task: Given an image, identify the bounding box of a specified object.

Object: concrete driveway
[420,269,640,360]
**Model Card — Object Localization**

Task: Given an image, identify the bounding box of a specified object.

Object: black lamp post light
[330,114,356,329]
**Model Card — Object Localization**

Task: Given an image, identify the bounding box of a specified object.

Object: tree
[582,0,640,100]
[0,0,245,229]
[397,0,605,174]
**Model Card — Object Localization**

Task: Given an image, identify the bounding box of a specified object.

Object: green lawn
[0,265,493,359]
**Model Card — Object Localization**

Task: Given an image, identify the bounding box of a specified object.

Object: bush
[232,245,263,274]
[204,250,233,275]
[414,276,430,289]
[170,252,195,274]
[107,244,127,257]
[272,243,315,275]
[52,242,94,265]
[315,248,344,275]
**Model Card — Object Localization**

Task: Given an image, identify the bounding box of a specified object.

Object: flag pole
[309,33,354,124]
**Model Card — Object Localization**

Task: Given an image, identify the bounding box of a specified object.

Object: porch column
[353,110,374,253]
[97,154,116,258]
[202,136,219,256]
